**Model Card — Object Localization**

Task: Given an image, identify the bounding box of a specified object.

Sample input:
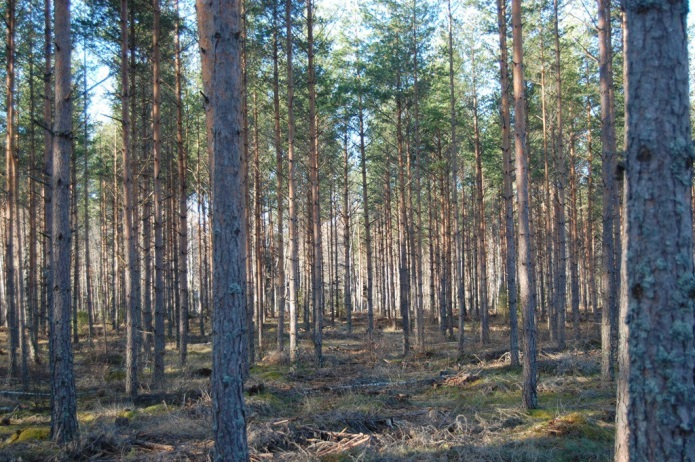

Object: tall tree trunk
[121,0,140,397]
[411,0,425,352]
[286,0,299,364]
[343,131,352,334]
[553,0,567,350]
[28,28,40,364]
[83,48,95,345]
[51,0,79,441]
[616,2,695,459]
[42,0,53,340]
[471,50,489,345]
[448,0,465,356]
[152,0,166,386]
[307,0,323,367]
[396,72,410,357]
[568,129,580,340]
[197,0,249,457]
[598,0,617,383]
[272,0,285,353]
[512,0,537,410]
[358,91,374,342]
[175,0,189,365]
[5,0,19,378]
[253,91,264,359]
[497,0,519,366]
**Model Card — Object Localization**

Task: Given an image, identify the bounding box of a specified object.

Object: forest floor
[0,313,614,461]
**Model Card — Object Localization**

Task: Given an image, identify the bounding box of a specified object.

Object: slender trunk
[253,91,264,359]
[553,0,567,349]
[512,0,537,410]
[598,0,617,383]
[307,0,323,366]
[569,129,580,340]
[5,0,19,377]
[152,0,166,386]
[358,91,373,341]
[448,0,465,356]
[412,0,424,352]
[51,0,79,441]
[272,0,285,352]
[472,51,489,345]
[28,29,40,364]
[497,0,519,366]
[343,131,352,334]
[175,0,189,365]
[121,0,139,397]
[196,0,249,456]
[396,75,410,356]
[286,0,299,363]
[42,0,53,340]
[83,48,95,344]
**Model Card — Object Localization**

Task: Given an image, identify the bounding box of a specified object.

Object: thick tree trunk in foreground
[51,0,78,443]
[615,1,695,459]
[197,0,249,458]
[512,0,537,410]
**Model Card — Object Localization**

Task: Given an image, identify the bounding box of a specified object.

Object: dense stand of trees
[1,0,693,458]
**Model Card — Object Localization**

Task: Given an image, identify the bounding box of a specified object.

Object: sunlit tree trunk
[512,0,537,410]
[497,0,519,366]
[307,0,323,367]
[197,0,249,457]
[286,0,299,364]
[120,0,140,397]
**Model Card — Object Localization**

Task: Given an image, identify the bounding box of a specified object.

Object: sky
[87,0,695,125]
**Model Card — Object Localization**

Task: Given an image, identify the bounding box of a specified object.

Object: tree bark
[615,1,695,459]
[598,0,618,383]
[307,0,323,367]
[272,0,285,353]
[196,0,249,457]
[286,0,299,364]
[497,0,519,366]
[121,0,140,398]
[358,90,374,342]
[152,0,166,387]
[51,0,79,442]
[175,0,189,366]
[512,0,537,410]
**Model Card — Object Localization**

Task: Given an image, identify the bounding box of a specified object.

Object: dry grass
[0,315,613,461]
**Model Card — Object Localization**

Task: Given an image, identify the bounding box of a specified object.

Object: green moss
[5,426,50,444]
[119,409,139,419]
[528,409,554,420]
[143,404,168,414]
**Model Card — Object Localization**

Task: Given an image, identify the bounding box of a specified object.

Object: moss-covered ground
[0,315,614,461]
